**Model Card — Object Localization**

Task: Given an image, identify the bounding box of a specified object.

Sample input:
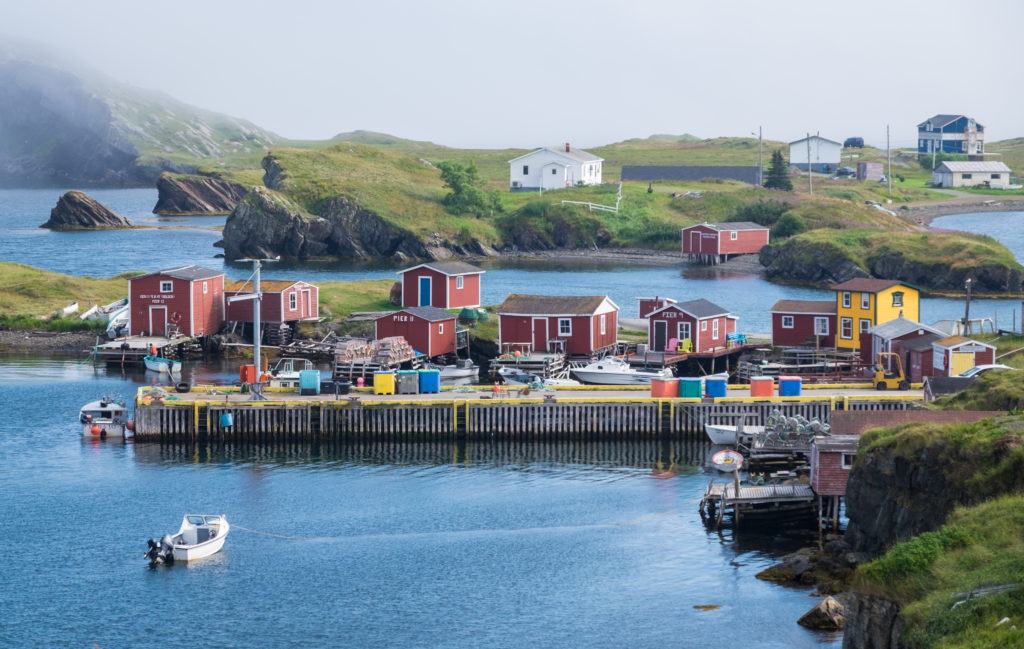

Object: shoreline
[0,329,98,354]
[906,197,1024,225]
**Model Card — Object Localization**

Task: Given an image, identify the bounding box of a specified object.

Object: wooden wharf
[699,480,816,528]
[93,334,197,365]
[132,385,922,443]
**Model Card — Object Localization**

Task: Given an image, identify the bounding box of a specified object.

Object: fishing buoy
[126,420,135,431]
[514,350,522,357]
[90,425,102,435]
[356,377,365,388]
[219,412,234,429]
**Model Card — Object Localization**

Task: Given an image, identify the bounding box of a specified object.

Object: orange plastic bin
[749,376,774,398]
[650,378,680,398]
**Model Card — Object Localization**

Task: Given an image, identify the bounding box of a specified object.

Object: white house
[932,161,1012,189]
[788,135,842,173]
[508,143,603,191]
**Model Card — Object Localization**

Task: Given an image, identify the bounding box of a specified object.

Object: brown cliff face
[40,191,134,230]
[153,174,248,215]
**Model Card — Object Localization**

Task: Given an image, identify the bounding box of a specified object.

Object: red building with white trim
[931,336,996,377]
[498,294,618,356]
[810,435,860,496]
[681,222,769,262]
[128,266,224,337]
[647,299,736,353]
[637,296,676,318]
[374,307,457,359]
[770,299,836,348]
[225,280,319,324]
[399,261,483,309]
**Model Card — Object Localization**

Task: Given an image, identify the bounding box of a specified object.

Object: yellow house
[831,279,920,350]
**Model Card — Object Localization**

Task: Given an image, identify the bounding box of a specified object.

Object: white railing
[560,183,623,213]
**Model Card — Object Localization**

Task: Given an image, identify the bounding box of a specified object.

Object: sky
[2,0,1022,148]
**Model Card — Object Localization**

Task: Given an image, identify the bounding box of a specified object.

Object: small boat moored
[143,354,182,375]
[145,514,229,565]
[80,397,129,438]
[427,358,480,380]
[570,358,674,385]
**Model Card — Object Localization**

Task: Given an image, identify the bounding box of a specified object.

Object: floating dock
[132,384,923,443]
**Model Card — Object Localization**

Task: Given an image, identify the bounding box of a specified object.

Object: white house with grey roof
[508,143,603,191]
[932,161,1012,189]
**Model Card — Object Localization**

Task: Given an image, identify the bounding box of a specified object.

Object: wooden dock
[93,334,197,365]
[699,480,816,528]
[132,386,921,443]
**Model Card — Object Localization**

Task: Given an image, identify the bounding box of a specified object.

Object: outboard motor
[144,536,176,566]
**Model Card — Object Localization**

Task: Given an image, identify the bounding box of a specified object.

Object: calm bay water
[0,357,838,648]
[2,188,1022,332]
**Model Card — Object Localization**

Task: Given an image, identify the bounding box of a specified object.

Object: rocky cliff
[154,173,249,215]
[40,191,134,230]
[841,594,903,649]
[760,239,868,285]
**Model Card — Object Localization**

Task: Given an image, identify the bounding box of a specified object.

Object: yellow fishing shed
[831,279,920,351]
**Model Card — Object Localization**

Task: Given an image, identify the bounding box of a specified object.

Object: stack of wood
[333,338,376,362]
[373,336,414,364]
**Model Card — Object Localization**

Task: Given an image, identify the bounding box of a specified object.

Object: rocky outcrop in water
[40,191,133,230]
[842,594,903,649]
[154,173,248,215]
[760,240,868,285]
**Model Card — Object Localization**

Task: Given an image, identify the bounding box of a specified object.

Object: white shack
[788,135,842,173]
[932,161,1012,189]
[508,143,603,191]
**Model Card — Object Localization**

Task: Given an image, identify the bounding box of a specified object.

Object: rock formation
[153,173,248,215]
[841,594,903,649]
[40,191,134,230]
[798,595,846,631]
[759,240,869,285]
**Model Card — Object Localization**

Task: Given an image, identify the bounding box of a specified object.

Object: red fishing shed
[647,299,736,353]
[770,299,836,348]
[128,265,224,337]
[497,294,618,356]
[399,261,483,309]
[681,222,769,262]
[225,280,319,324]
[374,307,457,359]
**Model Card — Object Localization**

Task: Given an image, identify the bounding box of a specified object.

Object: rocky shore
[154,173,249,215]
[0,330,98,354]
[40,191,134,230]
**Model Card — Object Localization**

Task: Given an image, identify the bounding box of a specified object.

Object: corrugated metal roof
[869,317,942,340]
[675,298,731,319]
[620,165,759,184]
[386,306,456,322]
[936,161,1010,173]
[138,265,222,281]
[770,299,836,314]
[831,278,906,293]
[499,294,612,316]
[508,146,604,164]
[402,261,484,276]
[788,135,842,146]
[225,280,302,292]
[699,221,769,231]
[900,333,942,352]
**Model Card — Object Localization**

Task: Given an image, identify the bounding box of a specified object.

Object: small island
[40,190,134,231]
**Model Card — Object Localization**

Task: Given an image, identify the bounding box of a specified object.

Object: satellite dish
[711,449,744,473]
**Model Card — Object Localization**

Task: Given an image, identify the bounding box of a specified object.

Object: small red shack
[637,296,676,318]
[860,317,943,367]
[931,336,996,377]
[128,265,224,337]
[647,299,736,353]
[903,334,942,383]
[810,435,860,497]
[770,299,836,348]
[681,221,769,263]
[399,261,483,309]
[225,280,319,324]
[498,294,618,356]
[374,306,457,359]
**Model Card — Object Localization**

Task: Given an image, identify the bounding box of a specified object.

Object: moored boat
[704,423,764,446]
[145,514,229,565]
[143,354,181,374]
[497,366,580,387]
[80,397,129,437]
[570,358,673,385]
[427,358,480,380]
[268,357,314,388]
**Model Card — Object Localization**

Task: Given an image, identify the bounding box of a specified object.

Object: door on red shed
[653,320,667,352]
[689,231,702,254]
[149,306,167,336]
[301,289,312,318]
[532,318,548,352]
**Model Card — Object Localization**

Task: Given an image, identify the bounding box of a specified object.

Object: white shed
[932,161,1012,189]
[508,143,603,191]
[788,135,842,173]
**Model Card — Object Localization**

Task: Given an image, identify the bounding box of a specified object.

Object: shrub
[771,213,807,238]
[731,200,791,226]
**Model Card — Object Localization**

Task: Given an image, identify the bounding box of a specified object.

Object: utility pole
[962,277,973,336]
[807,132,813,194]
[886,124,892,199]
[230,257,280,400]
[931,124,944,170]
[757,126,763,186]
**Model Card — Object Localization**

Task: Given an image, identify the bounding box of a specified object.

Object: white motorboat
[267,357,314,388]
[80,397,129,438]
[145,514,229,565]
[496,366,580,387]
[144,354,181,375]
[570,358,673,385]
[711,449,745,473]
[105,305,130,339]
[428,358,480,380]
[704,423,765,446]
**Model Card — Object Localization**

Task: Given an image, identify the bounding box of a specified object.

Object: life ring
[171,311,182,323]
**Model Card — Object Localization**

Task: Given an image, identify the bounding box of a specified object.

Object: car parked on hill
[958,364,1014,379]
[844,137,865,148]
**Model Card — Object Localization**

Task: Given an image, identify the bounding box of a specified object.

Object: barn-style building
[497,294,618,356]
[770,299,836,348]
[398,261,483,309]
[374,307,458,359]
[931,336,996,377]
[681,222,769,264]
[646,299,736,354]
[225,280,319,324]
[128,265,224,338]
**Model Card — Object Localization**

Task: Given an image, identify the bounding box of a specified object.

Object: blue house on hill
[917,114,984,155]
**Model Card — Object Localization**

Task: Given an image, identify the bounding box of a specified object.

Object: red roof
[770,299,836,315]
[830,278,906,293]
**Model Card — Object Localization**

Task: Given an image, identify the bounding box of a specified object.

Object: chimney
[565,142,571,152]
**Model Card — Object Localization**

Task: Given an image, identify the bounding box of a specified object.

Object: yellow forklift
[873,352,909,391]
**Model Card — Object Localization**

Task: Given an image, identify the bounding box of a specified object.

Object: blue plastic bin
[299,369,321,395]
[705,377,728,398]
[778,375,802,397]
[418,369,441,394]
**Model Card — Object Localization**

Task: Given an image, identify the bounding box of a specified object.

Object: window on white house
[840,317,853,339]
[160,281,173,293]
[712,320,720,339]
[523,165,529,175]
[438,323,444,334]
[552,169,557,175]
[814,317,829,335]
[992,173,1001,180]
[600,313,607,336]
[701,320,708,332]
[892,291,904,307]
[730,231,738,240]
[782,316,795,329]
[202,282,208,294]
[289,293,297,310]
[558,318,572,336]
[860,293,870,310]
[860,319,871,334]
[962,173,973,179]
[842,292,851,308]
[456,275,464,289]
[841,453,855,469]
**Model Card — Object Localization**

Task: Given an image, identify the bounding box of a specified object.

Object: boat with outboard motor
[267,357,314,388]
[427,358,480,380]
[143,354,181,375]
[570,357,673,385]
[80,397,129,437]
[145,514,229,565]
[496,366,580,387]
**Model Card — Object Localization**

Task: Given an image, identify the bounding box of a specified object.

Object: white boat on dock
[80,398,129,438]
[571,358,673,385]
[268,357,314,388]
[497,366,580,387]
[144,354,182,375]
[427,358,480,380]
[146,514,229,564]
[705,423,765,446]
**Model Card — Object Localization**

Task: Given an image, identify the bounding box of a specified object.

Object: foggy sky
[3,0,1021,148]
